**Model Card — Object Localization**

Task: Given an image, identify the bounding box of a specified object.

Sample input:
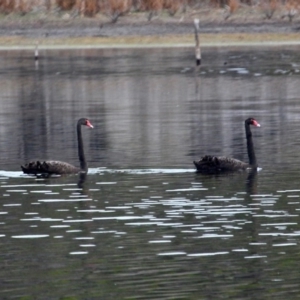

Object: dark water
[0,46,300,299]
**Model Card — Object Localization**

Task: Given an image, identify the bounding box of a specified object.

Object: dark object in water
[194,118,260,173]
[21,118,93,176]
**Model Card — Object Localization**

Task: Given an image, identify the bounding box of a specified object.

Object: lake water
[0,46,300,299]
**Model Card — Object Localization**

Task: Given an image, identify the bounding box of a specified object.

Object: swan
[193,118,260,173]
[21,118,93,175]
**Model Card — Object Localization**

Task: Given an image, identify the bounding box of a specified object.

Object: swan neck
[245,122,256,166]
[77,122,87,171]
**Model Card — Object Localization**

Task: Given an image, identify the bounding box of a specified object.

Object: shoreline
[0,33,299,49]
[0,11,299,49]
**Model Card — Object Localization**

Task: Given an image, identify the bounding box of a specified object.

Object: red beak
[252,120,260,127]
[86,120,94,128]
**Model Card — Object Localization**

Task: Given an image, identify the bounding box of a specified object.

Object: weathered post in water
[194,19,201,66]
[34,42,39,61]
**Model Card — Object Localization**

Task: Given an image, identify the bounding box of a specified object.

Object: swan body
[194,118,260,173]
[194,155,249,173]
[21,160,80,175]
[21,118,93,176]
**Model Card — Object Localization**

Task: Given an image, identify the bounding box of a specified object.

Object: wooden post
[34,41,39,61]
[194,18,201,66]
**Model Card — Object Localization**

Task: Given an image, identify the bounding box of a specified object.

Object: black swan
[193,118,260,173]
[21,118,93,175]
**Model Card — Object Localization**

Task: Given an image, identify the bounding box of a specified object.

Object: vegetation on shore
[0,0,299,47]
[0,0,299,23]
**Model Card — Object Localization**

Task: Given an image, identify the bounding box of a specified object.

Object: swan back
[194,155,249,173]
[21,160,80,175]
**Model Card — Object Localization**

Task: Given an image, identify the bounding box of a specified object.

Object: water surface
[0,46,300,299]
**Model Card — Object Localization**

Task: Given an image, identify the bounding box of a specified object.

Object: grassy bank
[0,32,299,49]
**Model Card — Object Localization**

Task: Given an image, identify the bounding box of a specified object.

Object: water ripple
[11,234,49,239]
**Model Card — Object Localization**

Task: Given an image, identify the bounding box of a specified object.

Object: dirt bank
[0,10,299,47]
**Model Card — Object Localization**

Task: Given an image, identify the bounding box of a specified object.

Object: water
[0,46,300,299]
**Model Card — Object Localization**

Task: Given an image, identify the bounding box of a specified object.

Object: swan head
[79,118,94,128]
[246,118,260,127]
